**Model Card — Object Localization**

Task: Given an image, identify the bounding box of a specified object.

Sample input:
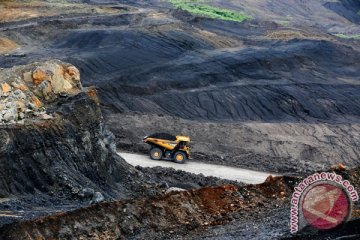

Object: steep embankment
[0,60,147,210]
[0,177,295,239]
[1,166,359,239]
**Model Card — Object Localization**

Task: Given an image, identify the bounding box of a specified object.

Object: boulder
[91,192,105,204]
[40,113,53,120]
[0,60,83,125]
[80,188,95,199]
[15,101,25,112]
[18,112,24,120]
[32,67,47,85]
[11,82,29,91]
[1,83,11,93]
[31,61,82,94]
[13,89,26,99]
[64,66,81,88]
[165,187,187,194]
[35,80,53,100]
[2,107,18,122]
[30,95,43,108]
[23,71,33,83]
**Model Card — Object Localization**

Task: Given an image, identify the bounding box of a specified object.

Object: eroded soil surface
[1,167,359,239]
[0,176,302,239]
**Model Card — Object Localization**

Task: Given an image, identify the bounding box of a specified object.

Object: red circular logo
[301,183,351,230]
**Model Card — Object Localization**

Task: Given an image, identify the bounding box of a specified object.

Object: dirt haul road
[118,152,276,184]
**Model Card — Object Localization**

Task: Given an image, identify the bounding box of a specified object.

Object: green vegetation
[277,20,291,27]
[334,33,360,39]
[169,0,252,22]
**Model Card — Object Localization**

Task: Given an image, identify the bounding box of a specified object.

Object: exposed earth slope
[1,167,359,239]
[0,59,246,230]
[1,0,358,173]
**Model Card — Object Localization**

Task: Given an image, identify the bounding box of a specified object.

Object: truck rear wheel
[150,148,163,160]
[173,151,186,164]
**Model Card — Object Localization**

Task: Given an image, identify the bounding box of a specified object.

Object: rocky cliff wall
[0,60,144,200]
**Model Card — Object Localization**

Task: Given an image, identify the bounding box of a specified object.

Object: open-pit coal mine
[0,0,359,239]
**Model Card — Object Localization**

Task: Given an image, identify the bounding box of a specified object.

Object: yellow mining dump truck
[143,133,190,164]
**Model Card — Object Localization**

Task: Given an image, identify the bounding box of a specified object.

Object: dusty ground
[119,152,274,184]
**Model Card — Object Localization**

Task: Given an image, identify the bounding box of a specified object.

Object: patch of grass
[169,0,252,22]
[334,33,360,39]
[277,20,291,27]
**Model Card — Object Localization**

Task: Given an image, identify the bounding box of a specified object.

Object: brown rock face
[64,66,80,84]
[1,83,11,93]
[30,95,43,108]
[35,80,53,100]
[0,185,244,239]
[32,68,47,85]
[0,60,83,124]
[11,82,29,91]
[30,61,82,93]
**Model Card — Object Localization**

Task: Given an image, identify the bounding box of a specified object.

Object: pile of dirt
[135,165,244,190]
[186,166,360,239]
[0,176,296,239]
